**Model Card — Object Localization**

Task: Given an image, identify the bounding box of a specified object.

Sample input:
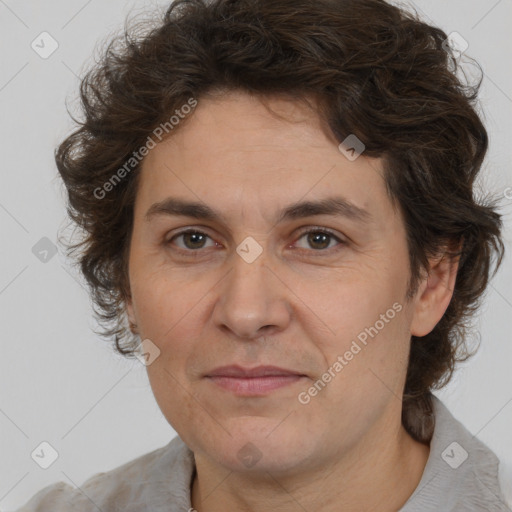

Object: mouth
[205,365,307,396]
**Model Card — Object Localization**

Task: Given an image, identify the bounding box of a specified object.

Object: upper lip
[206,365,305,378]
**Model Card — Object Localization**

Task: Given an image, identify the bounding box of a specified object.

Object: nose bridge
[213,242,290,339]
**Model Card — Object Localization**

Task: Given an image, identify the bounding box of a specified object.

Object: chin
[205,418,317,474]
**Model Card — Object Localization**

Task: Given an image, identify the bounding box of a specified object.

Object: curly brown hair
[55,0,504,441]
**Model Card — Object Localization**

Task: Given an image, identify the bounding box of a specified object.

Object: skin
[126,90,459,512]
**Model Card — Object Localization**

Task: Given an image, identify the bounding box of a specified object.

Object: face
[126,91,443,476]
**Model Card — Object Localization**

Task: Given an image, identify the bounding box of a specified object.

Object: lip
[207,365,304,378]
[205,365,307,396]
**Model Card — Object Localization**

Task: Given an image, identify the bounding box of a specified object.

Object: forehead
[135,91,396,231]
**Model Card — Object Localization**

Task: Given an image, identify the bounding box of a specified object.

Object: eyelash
[165,227,346,257]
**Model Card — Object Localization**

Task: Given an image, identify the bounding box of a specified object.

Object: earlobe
[410,250,460,337]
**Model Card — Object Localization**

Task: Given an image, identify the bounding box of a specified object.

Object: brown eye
[181,232,208,249]
[294,228,345,252]
[305,232,331,250]
[167,230,216,251]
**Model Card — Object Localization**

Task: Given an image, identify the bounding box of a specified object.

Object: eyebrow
[145,196,372,225]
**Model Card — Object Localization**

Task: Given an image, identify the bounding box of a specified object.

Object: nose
[212,247,291,341]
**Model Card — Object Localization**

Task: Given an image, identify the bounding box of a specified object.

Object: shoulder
[432,395,512,511]
[402,394,512,511]
[13,435,194,512]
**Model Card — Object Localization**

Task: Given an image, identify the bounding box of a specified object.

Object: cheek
[307,270,404,344]
[306,271,410,395]
[130,262,199,338]
[130,265,217,369]
[145,361,203,443]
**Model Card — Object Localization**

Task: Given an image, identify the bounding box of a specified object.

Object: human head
[56,0,504,441]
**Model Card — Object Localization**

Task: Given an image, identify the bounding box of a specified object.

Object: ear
[410,245,461,337]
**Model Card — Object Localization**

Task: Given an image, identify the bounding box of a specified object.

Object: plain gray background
[1,0,511,509]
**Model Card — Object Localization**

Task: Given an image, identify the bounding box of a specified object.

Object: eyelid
[294,226,344,241]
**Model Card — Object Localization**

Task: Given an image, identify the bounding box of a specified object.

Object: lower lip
[206,375,304,395]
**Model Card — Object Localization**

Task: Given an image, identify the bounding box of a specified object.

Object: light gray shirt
[13,395,512,511]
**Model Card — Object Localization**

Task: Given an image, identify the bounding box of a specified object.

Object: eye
[167,229,218,251]
[165,227,346,255]
[293,227,345,252]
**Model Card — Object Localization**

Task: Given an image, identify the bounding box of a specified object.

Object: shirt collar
[146,394,507,511]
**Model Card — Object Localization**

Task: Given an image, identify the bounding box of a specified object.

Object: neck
[191,420,430,512]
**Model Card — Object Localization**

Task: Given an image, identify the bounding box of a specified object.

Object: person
[15,0,511,510]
